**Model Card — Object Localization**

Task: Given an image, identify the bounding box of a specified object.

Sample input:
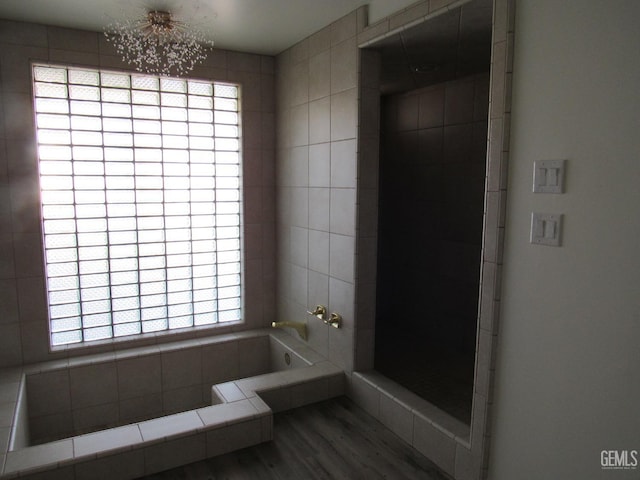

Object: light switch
[533,159,565,193]
[531,213,562,246]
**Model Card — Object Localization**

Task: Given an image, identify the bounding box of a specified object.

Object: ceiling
[370,0,493,94]
[0,0,419,55]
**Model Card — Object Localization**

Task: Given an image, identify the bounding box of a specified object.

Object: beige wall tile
[330,88,358,141]
[329,233,355,283]
[309,50,331,101]
[117,354,162,400]
[330,139,357,188]
[330,39,358,94]
[413,415,456,476]
[329,188,356,236]
[308,143,330,187]
[74,450,145,480]
[309,97,331,144]
[161,348,202,390]
[26,370,71,417]
[69,362,118,409]
[47,26,98,53]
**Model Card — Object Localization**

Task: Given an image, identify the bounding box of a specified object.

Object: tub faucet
[271,321,307,341]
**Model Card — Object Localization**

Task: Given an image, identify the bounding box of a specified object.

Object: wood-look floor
[139,396,452,480]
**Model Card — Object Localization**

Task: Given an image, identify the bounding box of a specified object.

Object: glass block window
[33,64,242,347]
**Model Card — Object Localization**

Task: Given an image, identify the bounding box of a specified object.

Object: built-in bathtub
[0,329,343,480]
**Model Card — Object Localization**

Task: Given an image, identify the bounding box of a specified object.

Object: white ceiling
[0,0,418,55]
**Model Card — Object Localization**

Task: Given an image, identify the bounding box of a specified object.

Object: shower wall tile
[290,104,309,146]
[328,326,354,372]
[26,370,71,417]
[348,373,380,418]
[309,143,331,187]
[162,385,203,415]
[276,10,358,373]
[144,433,207,475]
[389,1,430,31]
[358,136,379,190]
[238,335,269,377]
[47,26,98,53]
[50,48,100,68]
[161,348,202,390]
[19,320,49,365]
[0,279,19,325]
[331,40,358,94]
[308,230,330,274]
[418,86,445,129]
[227,52,262,73]
[330,188,356,236]
[329,234,355,283]
[330,88,358,141]
[328,278,355,326]
[331,10,358,45]
[205,419,261,458]
[308,271,330,306]
[289,43,308,69]
[74,449,145,480]
[360,88,380,136]
[73,402,119,434]
[0,20,47,46]
[445,78,476,125]
[330,139,357,188]
[290,187,309,228]
[413,414,456,476]
[308,188,330,232]
[29,411,73,445]
[290,62,309,106]
[0,234,15,280]
[117,355,162,400]
[308,50,331,101]
[69,363,118,409]
[357,17,390,45]
[309,97,331,144]
[290,146,309,187]
[290,227,309,268]
[308,26,331,57]
[13,234,43,278]
[354,327,375,371]
[290,264,309,309]
[119,394,163,424]
[379,392,414,444]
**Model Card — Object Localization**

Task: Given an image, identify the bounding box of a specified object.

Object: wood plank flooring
[139,396,453,480]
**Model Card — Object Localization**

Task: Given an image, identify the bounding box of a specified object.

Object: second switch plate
[531,213,562,246]
[533,159,565,193]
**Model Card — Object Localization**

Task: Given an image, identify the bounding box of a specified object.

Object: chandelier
[105,10,214,77]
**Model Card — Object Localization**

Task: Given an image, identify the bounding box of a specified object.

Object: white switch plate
[533,159,565,193]
[531,213,563,246]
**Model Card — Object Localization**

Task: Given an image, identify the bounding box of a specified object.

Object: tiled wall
[377,73,489,352]
[26,335,270,445]
[275,9,366,372]
[0,20,276,368]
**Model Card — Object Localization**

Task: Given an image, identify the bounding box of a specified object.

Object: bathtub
[0,329,343,479]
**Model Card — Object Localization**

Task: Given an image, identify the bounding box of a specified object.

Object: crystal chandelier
[105,10,213,77]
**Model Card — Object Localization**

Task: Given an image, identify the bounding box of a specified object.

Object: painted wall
[490,1,640,479]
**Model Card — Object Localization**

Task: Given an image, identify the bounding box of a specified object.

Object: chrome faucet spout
[271,321,307,341]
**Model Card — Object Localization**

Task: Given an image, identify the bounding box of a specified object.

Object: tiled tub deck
[0,329,344,479]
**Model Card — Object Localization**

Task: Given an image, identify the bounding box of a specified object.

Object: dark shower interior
[372,0,493,425]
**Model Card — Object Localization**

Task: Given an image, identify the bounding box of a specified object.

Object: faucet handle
[306,305,327,320]
[328,312,341,328]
